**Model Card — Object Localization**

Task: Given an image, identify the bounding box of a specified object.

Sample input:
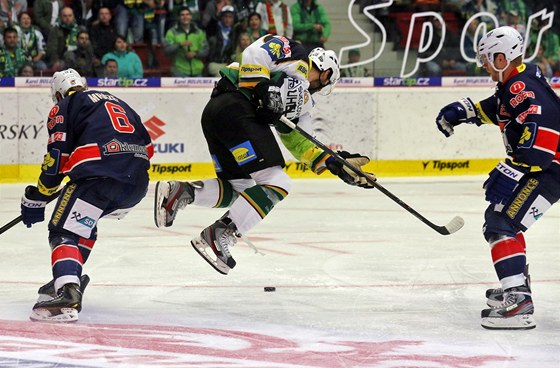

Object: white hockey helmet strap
[476,26,524,68]
[51,68,85,103]
[308,47,340,95]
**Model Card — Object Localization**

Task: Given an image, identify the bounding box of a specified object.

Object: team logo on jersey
[42,149,60,175]
[262,38,288,60]
[509,81,526,94]
[230,141,257,165]
[518,122,536,148]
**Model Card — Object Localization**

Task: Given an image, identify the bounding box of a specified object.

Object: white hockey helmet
[476,26,524,67]
[309,47,340,95]
[51,68,86,103]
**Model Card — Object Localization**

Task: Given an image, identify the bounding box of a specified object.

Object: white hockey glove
[326,151,376,189]
[436,97,481,137]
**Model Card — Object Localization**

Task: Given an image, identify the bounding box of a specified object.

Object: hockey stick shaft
[279,116,464,235]
[0,189,62,235]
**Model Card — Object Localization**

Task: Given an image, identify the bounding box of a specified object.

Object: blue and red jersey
[38,90,153,196]
[476,63,560,176]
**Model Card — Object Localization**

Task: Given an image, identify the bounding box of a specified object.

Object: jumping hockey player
[154,35,375,275]
[435,26,560,330]
[21,68,153,322]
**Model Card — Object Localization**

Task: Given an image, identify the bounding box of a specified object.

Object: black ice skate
[30,283,82,323]
[485,265,531,307]
[154,181,200,227]
[191,216,237,275]
[481,286,535,330]
[37,274,90,302]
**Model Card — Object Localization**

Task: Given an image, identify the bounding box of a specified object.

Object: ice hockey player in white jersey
[153,39,375,275]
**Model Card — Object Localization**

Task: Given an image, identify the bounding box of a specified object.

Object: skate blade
[29,308,79,323]
[481,314,536,330]
[154,181,170,228]
[191,237,230,275]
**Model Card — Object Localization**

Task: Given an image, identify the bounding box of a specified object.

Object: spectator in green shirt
[0,27,27,77]
[164,6,208,77]
[290,0,331,53]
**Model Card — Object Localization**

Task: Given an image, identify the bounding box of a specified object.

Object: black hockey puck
[264,286,276,292]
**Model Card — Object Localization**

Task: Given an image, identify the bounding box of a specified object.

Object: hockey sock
[192,179,237,208]
[49,235,84,291]
[491,237,526,290]
[229,184,288,234]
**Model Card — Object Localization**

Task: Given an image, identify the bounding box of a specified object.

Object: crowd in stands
[360,0,560,77]
[0,0,332,78]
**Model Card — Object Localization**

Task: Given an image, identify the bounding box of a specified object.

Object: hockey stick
[279,116,465,235]
[0,189,62,235]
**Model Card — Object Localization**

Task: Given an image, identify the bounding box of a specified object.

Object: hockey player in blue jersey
[435,26,560,330]
[20,68,153,322]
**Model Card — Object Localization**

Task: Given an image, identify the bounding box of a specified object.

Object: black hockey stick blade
[0,189,62,235]
[279,116,465,235]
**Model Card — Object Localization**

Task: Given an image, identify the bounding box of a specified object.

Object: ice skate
[37,274,90,302]
[481,286,535,330]
[485,265,531,307]
[154,181,199,228]
[191,216,237,275]
[30,283,82,323]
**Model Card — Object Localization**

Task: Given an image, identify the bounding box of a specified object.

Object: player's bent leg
[154,180,202,227]
[192,167,291,274]
[229,166,291,234]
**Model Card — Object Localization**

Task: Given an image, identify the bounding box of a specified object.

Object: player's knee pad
[482,206,519,243]
[250,166,292,203]
[229,178,256,193]
[48,233,79,251]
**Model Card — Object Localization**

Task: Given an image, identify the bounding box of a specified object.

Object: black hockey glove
[254,80,284,125]
[326,151,376,189]
[21,185,52,227]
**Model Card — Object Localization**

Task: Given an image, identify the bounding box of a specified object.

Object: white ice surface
[0,178,558,368]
